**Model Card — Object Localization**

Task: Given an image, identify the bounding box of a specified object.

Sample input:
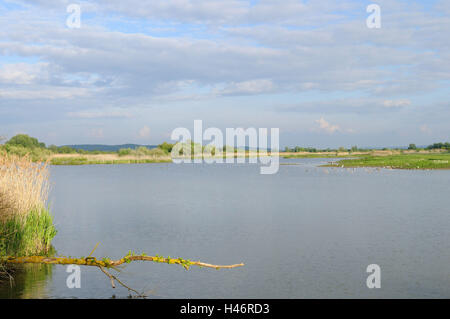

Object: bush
[146,148,167,157]
[118,148,132,157]
[135,146,151,156]
[118,147,168,157]
[2,145,52,162]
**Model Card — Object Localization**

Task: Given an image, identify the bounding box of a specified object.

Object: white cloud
[315,117,341,134]
[1,2,449,104]
[383,99,411,108]
[68,109,132,119]
[139,126,150,138]
[0,87,92,99]
[215,79,274,95]
[0,63,47,84]
[91,0,354,26]
[0,0,449,145]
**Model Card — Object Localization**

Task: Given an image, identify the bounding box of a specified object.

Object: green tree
[427,142,450,150]
[6,134,45,149]
[158,142,174,153]
[408,143,417,150]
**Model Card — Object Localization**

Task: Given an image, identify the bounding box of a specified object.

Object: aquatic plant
[0,152,56,256]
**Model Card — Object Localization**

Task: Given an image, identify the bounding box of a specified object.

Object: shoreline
[46,151,450,170]
[323,152,450,170]
[48,152,276,165]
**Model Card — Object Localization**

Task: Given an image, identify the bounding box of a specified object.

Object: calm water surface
[2,158,450,298]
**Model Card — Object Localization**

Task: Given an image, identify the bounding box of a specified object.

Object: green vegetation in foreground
[327,153,450,169]
[0,209,56,257]
[1,153,56,259]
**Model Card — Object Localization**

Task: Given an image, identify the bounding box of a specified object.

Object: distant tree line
[426,142,450,150]
[0,134,175,160]
[284,142,450,153]
[2,134,449,160]
[1,134,111,155]
[408,142,450,151]
[0,134,241,158]
[283,145,362,153]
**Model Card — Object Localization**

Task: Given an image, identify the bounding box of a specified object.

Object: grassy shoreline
[323,152,450,169]
[283,153,368,159]
[48,152,272,165]
[50,156,172,165]
[282,149,450,170]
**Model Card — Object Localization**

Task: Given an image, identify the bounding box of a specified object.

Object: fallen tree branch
[1,252,244,297]
[98,266,116,289]
[98,265,147,297]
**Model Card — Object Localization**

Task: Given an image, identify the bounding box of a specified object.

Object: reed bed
[0,152,56,256]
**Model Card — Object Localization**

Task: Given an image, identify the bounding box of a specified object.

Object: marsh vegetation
[0,153,56,257]
[328,152,450,169]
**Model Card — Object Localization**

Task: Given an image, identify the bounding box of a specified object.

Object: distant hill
[63,144,158,152]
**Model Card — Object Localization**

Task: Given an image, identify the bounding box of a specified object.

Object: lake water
[1,158,450,298]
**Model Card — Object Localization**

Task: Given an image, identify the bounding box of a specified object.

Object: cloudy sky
[0,0,449,148]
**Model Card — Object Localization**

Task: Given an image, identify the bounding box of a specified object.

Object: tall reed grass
[0,152,56,256]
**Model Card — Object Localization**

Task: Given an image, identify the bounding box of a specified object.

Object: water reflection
[0,263,52,298]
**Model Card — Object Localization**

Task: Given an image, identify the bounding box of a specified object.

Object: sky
[0,0,449,148]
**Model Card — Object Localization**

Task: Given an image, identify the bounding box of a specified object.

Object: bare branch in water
[2,253,244,297]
